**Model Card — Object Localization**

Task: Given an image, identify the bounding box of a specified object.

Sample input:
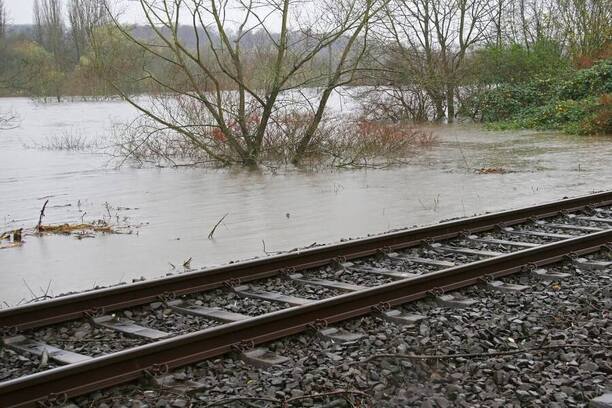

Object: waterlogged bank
[0,98,611,306]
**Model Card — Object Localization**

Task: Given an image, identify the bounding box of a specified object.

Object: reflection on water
[0,97,611,305]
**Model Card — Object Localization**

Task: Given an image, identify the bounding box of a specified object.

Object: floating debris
[37,222,114,235]
[0,228,23,249]
[475,167,511,174]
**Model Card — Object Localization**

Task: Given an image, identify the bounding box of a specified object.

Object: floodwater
[0,97,611,306]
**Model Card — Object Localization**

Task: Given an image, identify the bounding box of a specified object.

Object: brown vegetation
[37,222,114,234]
[113,113,436,169]
[475,167,510,174]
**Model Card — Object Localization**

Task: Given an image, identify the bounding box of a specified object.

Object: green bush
[478,78,559,122]
[486,95,611,135]
[558,59,612,100]
[478,59,612,135]
[473,40,569,86]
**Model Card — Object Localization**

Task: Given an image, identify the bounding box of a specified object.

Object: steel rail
[1,229,610,407]
[1,191,611,332]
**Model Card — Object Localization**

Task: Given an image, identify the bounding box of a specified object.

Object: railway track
[0,191,611,407]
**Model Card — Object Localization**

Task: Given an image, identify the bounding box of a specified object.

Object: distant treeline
[0,0,610,138]
[0,0,346,101]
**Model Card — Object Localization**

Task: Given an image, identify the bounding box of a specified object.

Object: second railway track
[0,191,611,407]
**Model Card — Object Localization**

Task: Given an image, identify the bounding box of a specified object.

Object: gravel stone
[591,393,612,408]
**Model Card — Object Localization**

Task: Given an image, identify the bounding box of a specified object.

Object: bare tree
[491,0,511,46]
[380,0,495,122]
[378,0,448,120]
[432,0,497,121]
[96,0,382,167]
[504,0,566,49]
[34,0,66,64]
[32,0,67,101]
[0,0,14,95]
[68,0,110,62]
[557,0,611,60]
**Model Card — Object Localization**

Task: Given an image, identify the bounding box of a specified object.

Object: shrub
[486,95,611,135]
[558,59,612,100]
[472,40,569,86]
[113,113,437,168]
[479,58,612,135]
[478,78,559,122]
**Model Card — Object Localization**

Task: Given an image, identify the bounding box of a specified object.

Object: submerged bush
[113,113,437,169]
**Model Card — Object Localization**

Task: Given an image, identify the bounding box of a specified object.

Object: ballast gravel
[68,253,611,408]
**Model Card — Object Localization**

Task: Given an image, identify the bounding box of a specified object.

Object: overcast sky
[4,0,323,36]
[4,0,143,24]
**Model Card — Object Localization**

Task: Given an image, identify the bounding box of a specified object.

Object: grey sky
[4,0,143,24]
[4,0,36,24]
[4,0,316,33]
[3,0,288,29]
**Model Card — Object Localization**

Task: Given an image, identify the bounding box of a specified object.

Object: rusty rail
[1,191,611,332]
[1,229,610,407]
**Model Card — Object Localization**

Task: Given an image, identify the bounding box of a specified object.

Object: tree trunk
[433,97,445,122]
[446,84,455,123]
[291,88,334,166]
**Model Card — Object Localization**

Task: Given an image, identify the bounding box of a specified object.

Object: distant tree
[0,0,12,95]
[13,41,65,101]
[81,25,148,96]
[471,39,568,85]
[68,0,110,62]
[33,0,66,67]
[0,0,7,41]
[31,0,68,100]
[381,0,497,122]
[557,0,611,63]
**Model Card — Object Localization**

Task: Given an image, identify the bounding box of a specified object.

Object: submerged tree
[380,0,496,122]
[97,0,382,167]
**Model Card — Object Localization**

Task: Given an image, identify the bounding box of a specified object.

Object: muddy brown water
[0,97,611,306]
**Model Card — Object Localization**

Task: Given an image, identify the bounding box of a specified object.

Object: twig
[262,239,273,255]
[262,240,319,256]
[182,257,192,269]
[41,280,53,299]
[454,135,471,173]
[203,389,369,407]
[204,396,278,407]
[287,390,369,404]
[208,213,229,240]
[36,200,49,232]
[591,283,612,297]
[352,343,612,365]
[22,279,37,299]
